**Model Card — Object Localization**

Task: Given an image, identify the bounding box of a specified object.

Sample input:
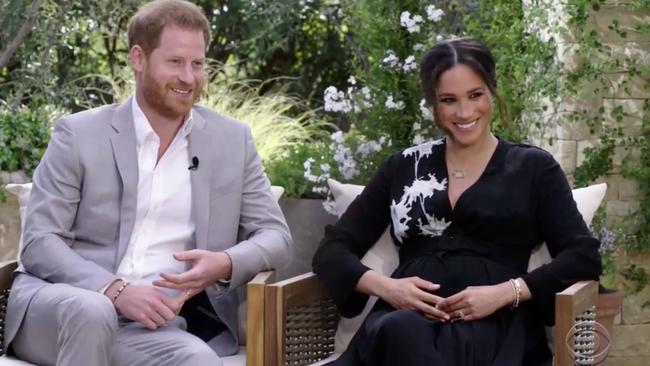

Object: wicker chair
[266,274,610,366]
[0,259,274,366]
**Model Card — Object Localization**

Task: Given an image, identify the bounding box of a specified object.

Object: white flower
[436,34,444,42]
[413,122,422,131]
[359,87,373,108]
[329,137,360,180]
[413,43,424,51]
[324,86,353,113]
[420,99,433,121]
[402,55,417,72]
[320,163,331,173]
[330,131,345,144]
[347,75,357,85]
[340,159,359,179]
[400,11,424,33]
[357,140,383,158]
[322,196,338,215]
[303,170,320,183]
[303,157,315,170]
[412,134,426,145]
[426,5,444,22]
[312,186,329,194]
[385,95,405,110]
[381,50,400,69]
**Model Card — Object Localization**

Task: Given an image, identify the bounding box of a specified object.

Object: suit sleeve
[224,125,293,289]
[521,151,602,325]
[20,118,117,291]
[312,153,396,317]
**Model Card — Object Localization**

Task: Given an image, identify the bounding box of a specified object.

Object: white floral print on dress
[391,139,451,242]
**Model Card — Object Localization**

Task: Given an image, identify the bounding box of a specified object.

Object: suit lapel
[188,110,213,250]
[110,97,139,266]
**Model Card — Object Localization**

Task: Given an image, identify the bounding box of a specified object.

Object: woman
[312,38,601,366]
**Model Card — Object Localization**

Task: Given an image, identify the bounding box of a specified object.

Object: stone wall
[530,1,650,364]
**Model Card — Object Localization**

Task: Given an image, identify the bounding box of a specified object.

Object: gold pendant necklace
[451,169,466,179]
[447,150,468,179]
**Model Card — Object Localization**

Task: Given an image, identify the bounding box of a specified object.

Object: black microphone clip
[189,156,199,171]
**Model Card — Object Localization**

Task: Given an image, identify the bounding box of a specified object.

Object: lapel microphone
[188,156,199,170]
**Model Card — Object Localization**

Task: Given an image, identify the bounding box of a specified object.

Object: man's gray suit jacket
[4,97,293,356]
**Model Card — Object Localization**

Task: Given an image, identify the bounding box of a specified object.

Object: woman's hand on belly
[357,270,451,321]
[435,282,514,321]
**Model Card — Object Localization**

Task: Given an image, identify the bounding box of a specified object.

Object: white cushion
[270,185,285,202]
[526,182,607,271]
[4,183,285,349]
[221,346,246,366]
[326,179,607,352]
[4,183,32,261]
[0,355,37,366]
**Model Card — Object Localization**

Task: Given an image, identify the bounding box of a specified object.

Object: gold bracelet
[112,281,130,303]
[509,278,521,309]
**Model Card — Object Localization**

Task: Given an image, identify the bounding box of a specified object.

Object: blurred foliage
[0,104,64,173]
[199,0,353,110]
[0,0,353,112]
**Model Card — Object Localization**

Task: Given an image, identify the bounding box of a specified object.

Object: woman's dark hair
[420,37,508,125]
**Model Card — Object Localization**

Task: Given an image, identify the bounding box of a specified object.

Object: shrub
[0,104,64,174]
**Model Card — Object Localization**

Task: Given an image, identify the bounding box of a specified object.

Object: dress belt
[398,231,530,273]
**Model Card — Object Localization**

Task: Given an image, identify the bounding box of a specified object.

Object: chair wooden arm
[246,270,276,366]
[0,260,17,292]
[554,280,599,366]
[0,260,18,356]
[266,272,338,366]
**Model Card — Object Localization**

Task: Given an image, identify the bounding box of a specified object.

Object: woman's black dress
[313,138,602,366]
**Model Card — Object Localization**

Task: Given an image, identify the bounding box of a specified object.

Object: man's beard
[141,71,203,120]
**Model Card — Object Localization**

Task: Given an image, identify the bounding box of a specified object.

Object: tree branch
[0,0,46,70]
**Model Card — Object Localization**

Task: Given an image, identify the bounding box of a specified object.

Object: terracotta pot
[595,289,624,366]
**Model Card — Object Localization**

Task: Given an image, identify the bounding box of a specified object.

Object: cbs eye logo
[564,320,611,365]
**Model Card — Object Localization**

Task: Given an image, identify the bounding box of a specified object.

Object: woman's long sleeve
[521,150,602,325]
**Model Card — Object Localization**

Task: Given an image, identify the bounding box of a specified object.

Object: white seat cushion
[326,178,607,353]
[221,346,246,366]
[0,355,37,366]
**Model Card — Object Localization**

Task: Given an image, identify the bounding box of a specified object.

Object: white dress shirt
[113,97,195,297]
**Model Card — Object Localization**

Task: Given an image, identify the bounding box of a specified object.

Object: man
[4,1,292,365]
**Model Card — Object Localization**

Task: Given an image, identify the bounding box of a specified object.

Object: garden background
[0,0,648,364]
